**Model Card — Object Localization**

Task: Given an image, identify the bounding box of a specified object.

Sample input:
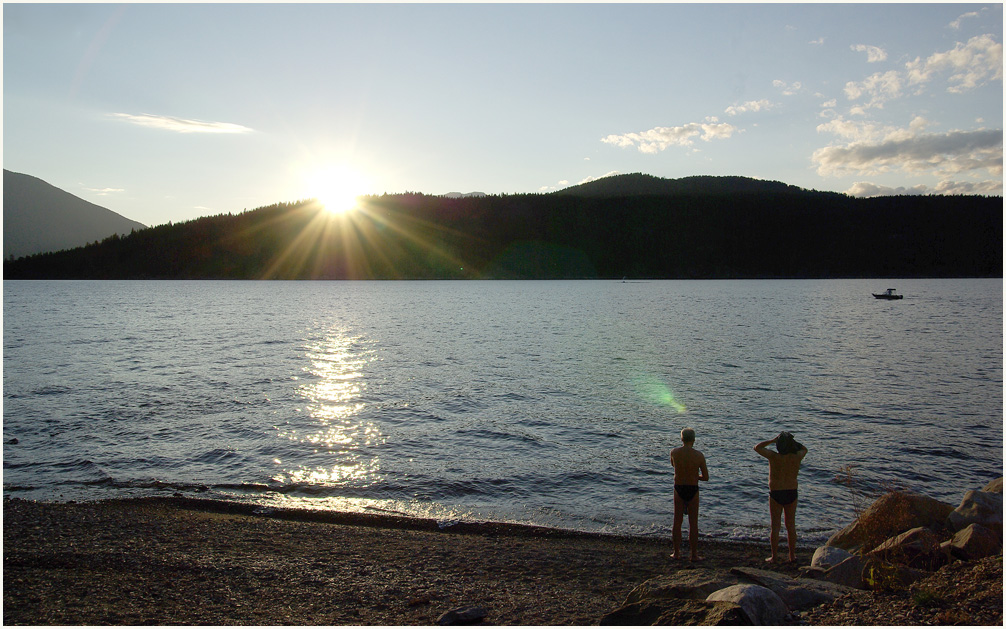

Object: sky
[3,3,1003,227]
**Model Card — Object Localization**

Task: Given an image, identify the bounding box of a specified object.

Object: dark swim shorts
[675,484,699,505]
[770,489,798,506]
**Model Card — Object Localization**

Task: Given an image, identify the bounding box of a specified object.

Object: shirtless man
[670,427,709,561]
[754,432,808,563]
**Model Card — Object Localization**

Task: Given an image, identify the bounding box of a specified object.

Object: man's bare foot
[669,553,681,560]
[690,555,704,562]
[765,556,778,563]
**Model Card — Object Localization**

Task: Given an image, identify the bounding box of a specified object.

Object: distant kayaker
[670,427,709,561]
[754,431,807,563]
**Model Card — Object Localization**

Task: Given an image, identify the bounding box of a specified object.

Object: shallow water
[3,279,1002,543]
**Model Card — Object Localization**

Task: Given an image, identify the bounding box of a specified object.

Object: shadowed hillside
[3,170,146,259]
[4,175,1001,279]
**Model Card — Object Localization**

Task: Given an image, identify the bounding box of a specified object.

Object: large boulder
[867,526,947,571]
[817,555,865,590]
[948,490,1003,535]
[826,491,954,553]
[949,523,1001,560]
[707,584,789,625]
[861,557,930,591]
[982,477,1003,494]
[729,566,854,611]
[810,546,852,571]
[621,569,740,604]
[599,599,750,626]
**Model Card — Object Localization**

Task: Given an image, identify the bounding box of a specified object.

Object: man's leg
[783,500,798,562]
[687,493,701,560]
[672,492,684,559]
[767,497,783,562]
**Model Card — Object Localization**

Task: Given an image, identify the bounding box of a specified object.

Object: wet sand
[3,495,809,625]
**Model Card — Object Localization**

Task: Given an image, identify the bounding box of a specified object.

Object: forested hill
[4,176,1001,279]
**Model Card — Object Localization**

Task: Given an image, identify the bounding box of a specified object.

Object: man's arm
[795,445,808,462]
[754,437,777,459]
[698,453,709,482]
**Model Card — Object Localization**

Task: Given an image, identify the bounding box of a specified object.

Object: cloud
[949,9,983,30]
[843,70,903,110]
[602,119,738,153]
[851,44,888,63]
[772,79,803,96]
[809,37,825,46]
[84,187,125,195]
[906,34,1003,93]
[845,179,1003,197]
[578,171,620,184]
[813,127,1003,178]
[725,99,776,116]
[111,113,254,134]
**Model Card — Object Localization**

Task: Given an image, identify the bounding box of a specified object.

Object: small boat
[872,288,903,300]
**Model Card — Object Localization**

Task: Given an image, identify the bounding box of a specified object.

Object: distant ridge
[441,191,487,198]
[555,173,817,197]
[4,169,146,259]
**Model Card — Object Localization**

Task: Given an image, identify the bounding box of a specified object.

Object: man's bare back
[670,445,708,485]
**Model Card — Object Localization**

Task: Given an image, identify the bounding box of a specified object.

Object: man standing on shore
[670,427,709,561]
[754,431,807,563]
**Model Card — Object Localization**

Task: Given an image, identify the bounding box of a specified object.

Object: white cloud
[846,179,1003,197]
[843,70,903,110]
[906,34,1003,93]
[809,37,825,46]
[772,79,803,96]
[578,171,620,184]
[84,187,125,195]
[851,44,888,63]
[724,99,776,116]
[111,113,254,134]
[812,127,1003,178]
[602,120,737,154]
[949,10,983,30]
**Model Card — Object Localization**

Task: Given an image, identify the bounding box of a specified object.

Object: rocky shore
[3,478,1002,626]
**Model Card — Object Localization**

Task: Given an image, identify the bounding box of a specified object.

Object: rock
[818,555,865,589]
[729,566,854,611]
[436,606,488,625]
[622,568,739,604]
[948,490,1003,535]
[600,599,749,626]
[861,557,929,591]
[867,526,946,571]
[655,600,751,626]
[826,491,954,553]
[950,523,1001,560]
[6,438,18,445]
[982,477,1003,494]
[706,584,789,625]
[811,545,852,571]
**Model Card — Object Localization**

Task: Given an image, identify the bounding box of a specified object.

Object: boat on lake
[872,288,904,300]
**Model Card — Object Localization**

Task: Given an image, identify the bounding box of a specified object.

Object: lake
[3,279,1002,544]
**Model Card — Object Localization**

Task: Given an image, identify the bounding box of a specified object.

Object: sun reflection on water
[274,331,384,488]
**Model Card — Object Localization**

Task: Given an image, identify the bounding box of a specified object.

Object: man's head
[681,427,695,444]
[777,431,802,455]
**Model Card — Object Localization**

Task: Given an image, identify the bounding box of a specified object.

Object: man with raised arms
[669,427,709,561]
[754,431,808,563]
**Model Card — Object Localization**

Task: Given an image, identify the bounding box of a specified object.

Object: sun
[306,165,369,215]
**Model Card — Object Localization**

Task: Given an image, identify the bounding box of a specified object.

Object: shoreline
[4,495,809,625]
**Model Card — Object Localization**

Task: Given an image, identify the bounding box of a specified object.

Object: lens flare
[634,374,687,413]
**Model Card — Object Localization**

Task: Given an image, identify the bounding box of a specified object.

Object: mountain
[4,179,1000,280]
[4,169,146,260]
[441,191,487,198]
[555,173,819,197]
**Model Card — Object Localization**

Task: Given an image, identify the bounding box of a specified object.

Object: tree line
[4,190,1001,279]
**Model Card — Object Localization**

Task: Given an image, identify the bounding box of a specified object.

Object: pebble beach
[3,496,804,625]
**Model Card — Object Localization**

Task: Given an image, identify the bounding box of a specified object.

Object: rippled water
[3,279,1002,544]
